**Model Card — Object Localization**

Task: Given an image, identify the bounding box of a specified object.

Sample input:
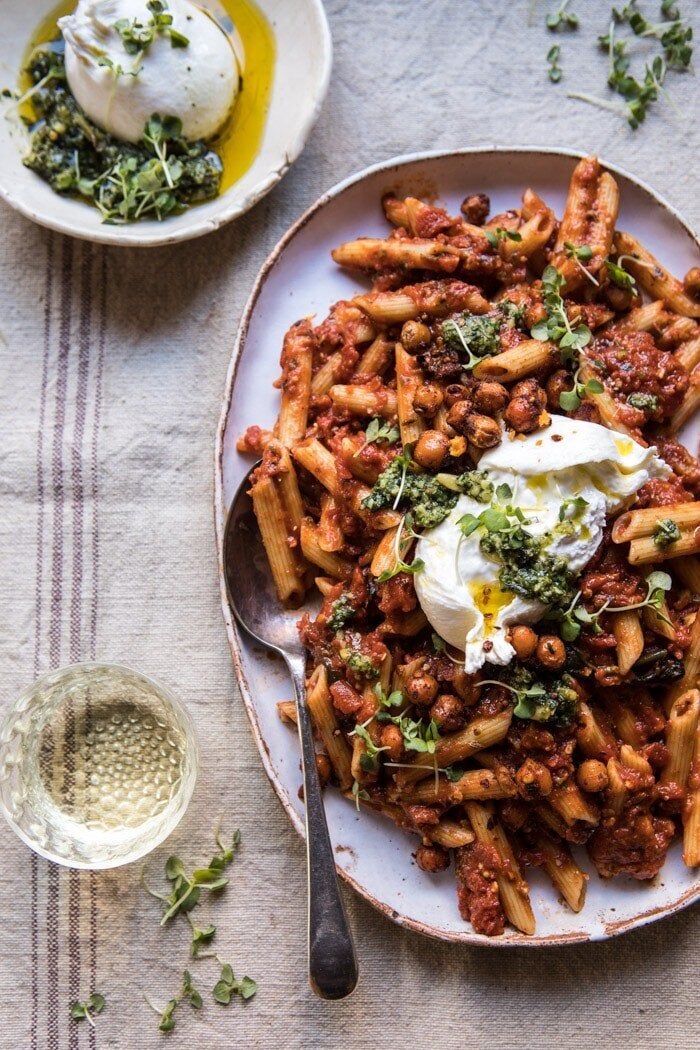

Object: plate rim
[214,144,700,946]
[0,0,332,247]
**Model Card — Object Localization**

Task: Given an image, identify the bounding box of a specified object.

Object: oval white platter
[215,148,700,945]
[0,0,331,246]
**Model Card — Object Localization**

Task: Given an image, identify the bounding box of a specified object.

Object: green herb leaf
[547,44,563,81]
[69,993,105,1026]
[546,0,580,30]
[189,921,216,957]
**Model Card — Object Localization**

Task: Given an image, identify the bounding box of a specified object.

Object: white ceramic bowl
[0,0,331,246]
[215,147,700,946]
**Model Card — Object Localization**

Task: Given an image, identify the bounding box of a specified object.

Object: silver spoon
[222,467,359,1001]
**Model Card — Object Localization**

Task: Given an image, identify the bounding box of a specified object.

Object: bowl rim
[213,144,700,946]
[0,0,333,247]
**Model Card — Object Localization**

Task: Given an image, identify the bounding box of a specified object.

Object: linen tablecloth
[1,1,698,1046]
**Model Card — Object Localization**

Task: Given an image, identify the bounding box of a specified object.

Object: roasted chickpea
[604,283,634,313]
[413,429,450,470]
[536,635,567,670]
[452,669,479,705]
[526,301,548,329]
[400,319,431,354]
[515,758,553,800]
[413,382,444,416]
[473,381,509,416]
[464,412,502,449]
[380,723,404,763]
[511,378,547,405]
[315,753,332,788]
[577,758,609,793]
[504,395,546,434]
[460,192,490,226]
[545,369,574,411]
[415,843,450,873]
[683,266,700,299]
[405,672,439,707]
[429,693,466,732]
[444,383,470,408]
[445,399,473,434]
[510,624,538,661]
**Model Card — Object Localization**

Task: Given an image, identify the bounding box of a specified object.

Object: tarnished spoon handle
[289,658,359,1000]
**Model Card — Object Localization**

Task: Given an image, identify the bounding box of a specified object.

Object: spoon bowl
[223,466,358,1001]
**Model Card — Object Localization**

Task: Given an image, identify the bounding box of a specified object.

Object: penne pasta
[661,689,700,791]
[249,474,306,605]
[668,369,700,434]
[551,157,618,292]
[665,612,700,712]
[394,710,513,788]
[612,502,700,542]
[533,835,587,912]
[332,236,461,274]
[392,768,516,806]
[277,319,315,446]
[306,666,353,791]
[472,339,557,382]
[613,230,700,318]
[428,819,475,848]
[549,780,600,826]
[675,334,700,373]
[578,356,638,438]
[395,342,426,446]
[317,493,344,552]
[300,519,352,579]
[674,555,700,594]
[329,384,398,418]
[465,801,536,935]
[627,526,700,565]
[355,334,395,377]
[576,700,617,761]
[354,280,490,325]
[683,724,700,866]
[611,609,645,674]
[642,599,677,642]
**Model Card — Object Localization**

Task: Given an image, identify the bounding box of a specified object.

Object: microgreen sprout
[349,720,390,774]
[546,0,579,30]
[213,963,257,1005]
[377,513,425,582]
[530,265,592,356]
[114,0,190,60]
[351,780,371,809]
[559,365,604,412]
[485,227,523,248]
[547,44,563,81]
[564,241,599,286]
[187,915,217,958]
[143,826,240,924]
[69,993,105,1027]
[353,417,400,457]
[374,682,404,709]
[146,971,201,1032]
[558,571,673,640]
